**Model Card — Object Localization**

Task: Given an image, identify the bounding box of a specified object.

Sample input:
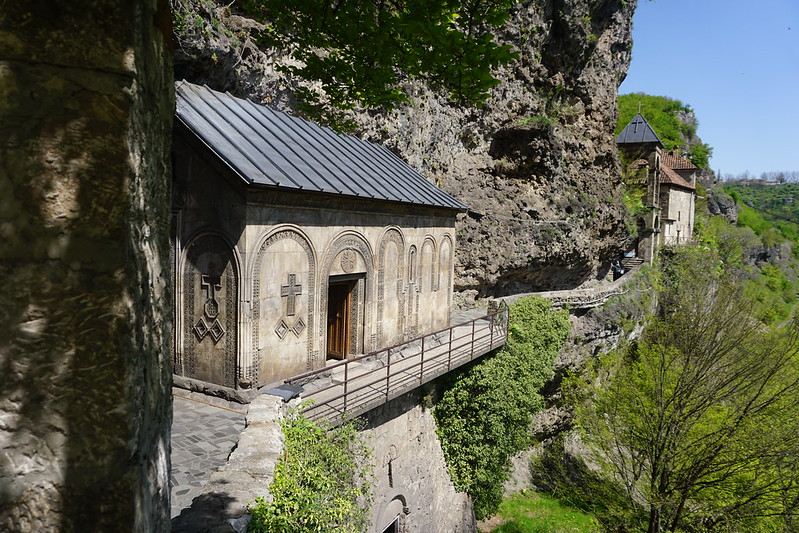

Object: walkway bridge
[500,258,643,310]
[284,303,509,424]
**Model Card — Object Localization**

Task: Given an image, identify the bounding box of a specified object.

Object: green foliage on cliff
[697,213,798,324]
[687,139,712,169]
[434,296,570,520]
[617,93,713,168]
[248,410,372,533]
[239,0,518,117]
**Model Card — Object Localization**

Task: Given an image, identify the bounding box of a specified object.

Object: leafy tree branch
[572,245,799,532]
[239,0,519,118]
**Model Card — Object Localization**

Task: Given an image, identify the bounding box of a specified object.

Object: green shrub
[737,203,774,236]
[248,411,372,533]
[435,296,570,519]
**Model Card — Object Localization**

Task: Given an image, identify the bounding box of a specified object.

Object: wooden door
[327,281,352,359]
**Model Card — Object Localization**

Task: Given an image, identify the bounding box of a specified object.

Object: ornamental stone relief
[377,228,405,347]
[181,234,237,389]
[273,273,307,340]
[252,229,316,381]
[340,248,357,273]
[439,235,454,310]
[194,274,226,343]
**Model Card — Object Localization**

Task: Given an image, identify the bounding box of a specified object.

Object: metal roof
[616,113,663,147]
[175,81,467,211]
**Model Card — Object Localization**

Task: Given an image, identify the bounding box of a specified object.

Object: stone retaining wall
[172,394,288,533]
[359,387,475,533]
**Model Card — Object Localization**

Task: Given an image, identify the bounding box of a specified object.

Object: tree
[574,246,799,532]
[237,0,518,118]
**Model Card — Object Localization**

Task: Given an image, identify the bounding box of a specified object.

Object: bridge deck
[285,304,509,424]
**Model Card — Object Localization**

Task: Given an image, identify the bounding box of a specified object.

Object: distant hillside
[616,93,712,169]
[723,182,799,243]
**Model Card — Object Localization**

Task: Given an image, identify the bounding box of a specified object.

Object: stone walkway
[170,394,247,518]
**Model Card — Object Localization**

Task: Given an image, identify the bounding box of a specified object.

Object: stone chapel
[171,82,467,398]
[617,113,697,262]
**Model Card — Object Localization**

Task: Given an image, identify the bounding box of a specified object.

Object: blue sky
[618,0,799,178]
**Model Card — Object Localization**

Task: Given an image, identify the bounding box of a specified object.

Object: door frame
[326,279,353,360]
[325,273,365,360]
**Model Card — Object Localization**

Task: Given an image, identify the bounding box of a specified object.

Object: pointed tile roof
[662,150,698,171]
[616,113,663,147]
[660,165,695,191]
[174,81,468,211]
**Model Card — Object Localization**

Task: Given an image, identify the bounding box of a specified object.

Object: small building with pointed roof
[617,113,664,263]
[172,81,466,398]
[617,114,697,259]
[616,112,663,146]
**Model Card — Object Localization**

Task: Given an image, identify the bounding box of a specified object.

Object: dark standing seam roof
[175,81,468,211]
[616,113,664,147]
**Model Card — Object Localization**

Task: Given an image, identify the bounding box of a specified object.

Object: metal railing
[285,302,509,423]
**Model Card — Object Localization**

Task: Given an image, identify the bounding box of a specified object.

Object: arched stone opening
[251,227,317,385]
[321,232,375,359]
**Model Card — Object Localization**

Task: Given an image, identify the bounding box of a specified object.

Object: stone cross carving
[201,274,222,318]
[194,272,226,343]
[340,248,356,273]
[281,273,302,316]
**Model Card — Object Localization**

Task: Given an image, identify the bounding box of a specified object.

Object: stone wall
[0,1,173,530]
[360,388,475,533]
[660,187,695,246]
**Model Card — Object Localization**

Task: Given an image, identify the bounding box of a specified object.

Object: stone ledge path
[171,394,287,533]
[170,394,247,519]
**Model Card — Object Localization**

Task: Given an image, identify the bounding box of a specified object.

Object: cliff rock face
[174,0,636,296]
[706,187,739,225]
[1,1,173,530]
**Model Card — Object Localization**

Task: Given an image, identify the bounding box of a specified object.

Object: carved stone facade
[172,96,461,396]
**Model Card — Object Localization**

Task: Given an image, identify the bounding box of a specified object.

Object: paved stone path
[170,394,247,519]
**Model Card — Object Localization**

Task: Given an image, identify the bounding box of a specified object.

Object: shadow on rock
[171,491,250,533]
